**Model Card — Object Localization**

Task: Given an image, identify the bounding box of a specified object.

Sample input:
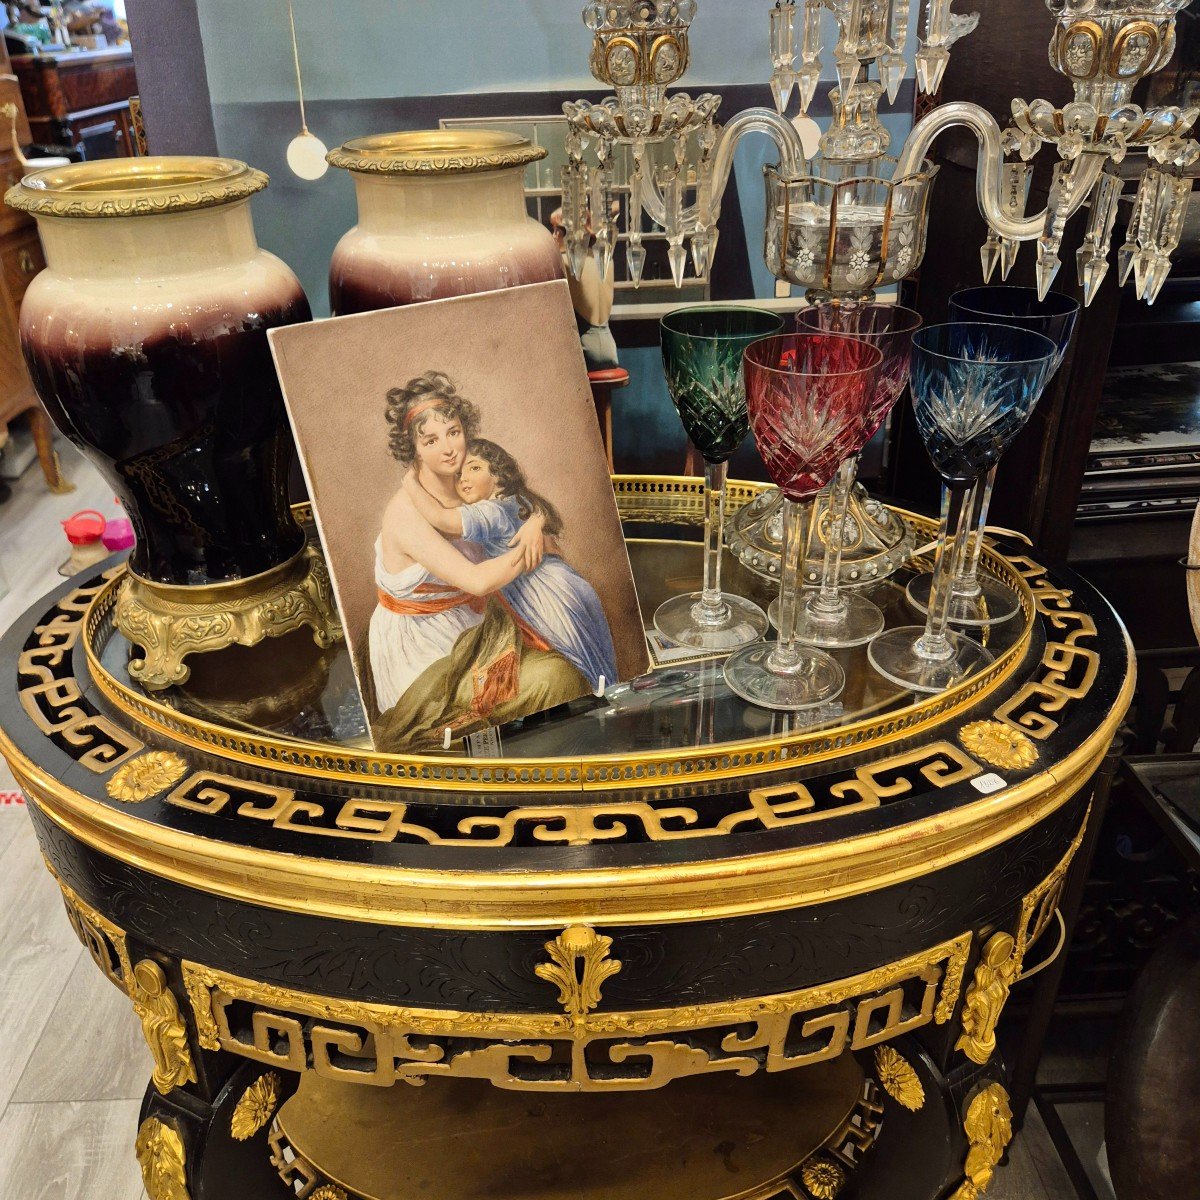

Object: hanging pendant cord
[286,0,309,134]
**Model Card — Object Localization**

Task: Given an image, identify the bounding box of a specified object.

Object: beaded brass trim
[181,933,970,1092]
[6,155,268,219]
[327,129,546,176]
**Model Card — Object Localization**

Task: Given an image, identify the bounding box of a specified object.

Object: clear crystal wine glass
[906,287,1079,627]
[868,322,1057,693]
[654,305,785,651]
[724,332,883,710]
[785,302,923,647]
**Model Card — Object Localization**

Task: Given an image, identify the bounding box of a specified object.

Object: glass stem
[693,458,731,627]
[809,456,857,618]
[952,463,998,599]
[768,495,812,674]
[916,481,973,663]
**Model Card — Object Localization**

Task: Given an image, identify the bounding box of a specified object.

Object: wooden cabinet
[0,42,70,493]
[11,46,137,158]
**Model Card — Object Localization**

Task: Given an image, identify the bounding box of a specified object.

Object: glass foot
[905,571,1021,628]
[769,589,885,649]
[722,641,845,711]
[867,626,993,694]
[653,591,769,652]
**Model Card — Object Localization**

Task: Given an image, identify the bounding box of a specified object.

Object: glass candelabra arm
[637,107,808,234]
[893,102,1104,243]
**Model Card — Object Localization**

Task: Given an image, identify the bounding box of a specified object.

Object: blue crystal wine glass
[907,287,1079,627]
[868,322,1057,693]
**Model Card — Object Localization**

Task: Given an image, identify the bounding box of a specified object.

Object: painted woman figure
[369,371,586,749]
[404,437,618,691]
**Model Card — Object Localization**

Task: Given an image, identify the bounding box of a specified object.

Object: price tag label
[465,727,503,757]
[971,773,1007,795]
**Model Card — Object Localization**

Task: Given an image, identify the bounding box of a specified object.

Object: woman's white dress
[368,536,486,713]
[459,497,618,690]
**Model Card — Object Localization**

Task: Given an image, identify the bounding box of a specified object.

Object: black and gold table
[0,479,1133,1200]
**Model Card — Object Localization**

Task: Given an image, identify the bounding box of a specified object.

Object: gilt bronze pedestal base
[113,545,343,691]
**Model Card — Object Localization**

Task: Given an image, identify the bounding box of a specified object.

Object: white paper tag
[465,727,503,757]
[971,772,1007,795]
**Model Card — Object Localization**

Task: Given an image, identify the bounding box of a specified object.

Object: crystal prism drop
[835,55,860,100]
[880,54,906,105]
[771,2,796,67]
[668,242,688,288]
[1117,241,1137,286]
[1132,249,1153,300]
[691,229,711,277]
[771,72,796,113]
[1076,245,1109,307]
[999,237,1020,280]
[797,64,821,112]
[1035,251,1060,300]
[627,241,647,288]
[1075,169,1123,306]
[1144,254,1172,305]
[567,236,589,282]
[980,233,1001,282]
[592,234,614,281]
[915,47,949,94]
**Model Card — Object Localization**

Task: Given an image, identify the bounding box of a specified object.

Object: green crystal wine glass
[655,305,785,651]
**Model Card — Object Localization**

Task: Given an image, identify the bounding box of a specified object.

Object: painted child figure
[405,438,618,691]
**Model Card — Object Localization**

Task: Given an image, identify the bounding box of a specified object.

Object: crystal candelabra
[561,0,1197,580]
[767,0,1198,305]
[561,1,807,289]
[560,0,1198,303]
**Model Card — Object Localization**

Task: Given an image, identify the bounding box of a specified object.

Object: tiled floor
[0,443,1109,1200]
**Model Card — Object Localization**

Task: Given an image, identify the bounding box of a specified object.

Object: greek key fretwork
[51,869,133,991]
[829,743,982,806]
[17,578,144,772]
[181,934,972,1093]
[164,741,986,850]
[994,557,1103,742]
[17,675,142,771]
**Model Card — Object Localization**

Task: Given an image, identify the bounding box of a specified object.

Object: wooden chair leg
[593,384,615,472]
[28,405,74,494]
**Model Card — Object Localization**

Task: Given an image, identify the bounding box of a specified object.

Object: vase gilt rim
[4,156,269,220]
[327,128,548,176]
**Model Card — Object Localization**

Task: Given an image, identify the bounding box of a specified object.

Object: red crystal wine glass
[723,332,883,711]
[786,303,923,647]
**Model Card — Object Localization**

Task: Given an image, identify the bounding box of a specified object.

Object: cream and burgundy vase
[6,156,342,691]
[327,128,563,313]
